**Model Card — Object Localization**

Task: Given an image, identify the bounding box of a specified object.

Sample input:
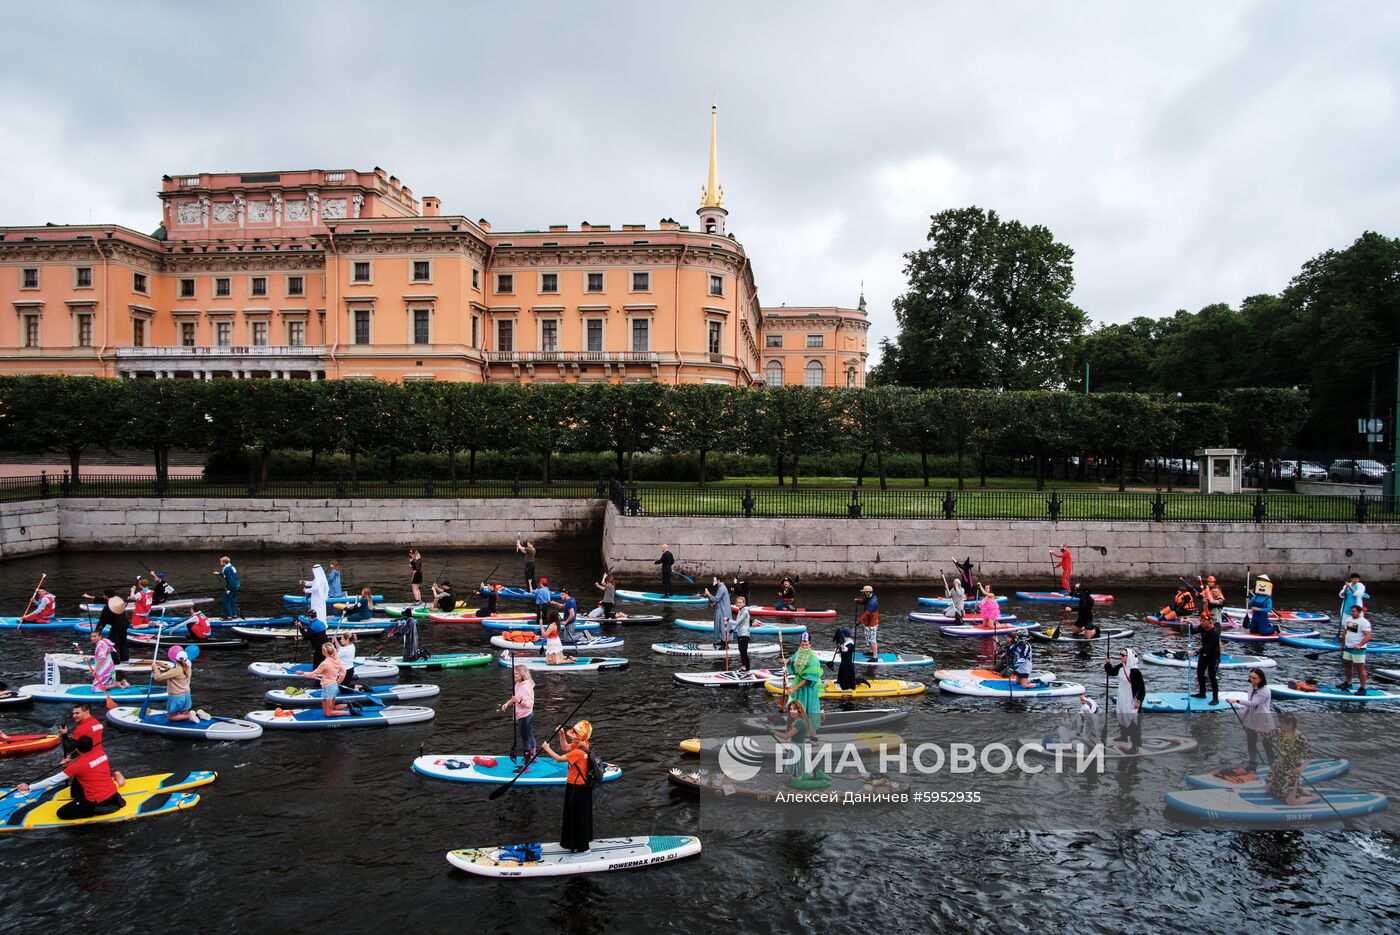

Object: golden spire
[699,104,724,209]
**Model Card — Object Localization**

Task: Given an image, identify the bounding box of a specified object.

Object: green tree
[1086,393,1165,492]
[876,207,1086,389]
[841,385,911,489]
[581,382,667,482]
[663,384,741,485]
[738,386,837,486]
[318,379,393,482]
[920,388,994,490]
[123,379,209,487]
[203,379,310,486]
[0,376,126,484]
[1071,317,1164,393]
[1224,387,1310,492]
[512,383,582,484]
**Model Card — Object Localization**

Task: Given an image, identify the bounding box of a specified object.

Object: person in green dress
[779,631,823,731]
[772,699,828,786]
[1265,712,1318,805]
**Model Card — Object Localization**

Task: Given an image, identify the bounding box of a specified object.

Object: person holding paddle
[217,556,240,619]
[21,586,57,623]
[944,576,966,622]
[655,544,675,597]
[728,597,753,671]
[704,576,731,650]
[1050,544,1072,593]
[499,665,537,769]
[1200,575,1226,625]
[148,647,201,722]
[517,538,538,590]
[128,577,155,635]
[1234,667,1276,771]
[1188,610,1222,706]
[594,572,617,618]
[82,588,130,663]
[1338,604,1372,696]
[300,641,352,718]
[87,629,129,694]
[1265,713,1317,806]
[540,720,596,855]
[774,577,797,611]
[855,585,879,659]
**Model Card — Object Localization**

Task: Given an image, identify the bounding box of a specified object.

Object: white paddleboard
[247,705,435,729]
[106,705,262,740]
[650,641,781,658]
[447,835,702,877]
[673,668,781,686]
[247,661,400,680]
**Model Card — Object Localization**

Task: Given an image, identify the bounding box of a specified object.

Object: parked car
[1328,459,1387,483]
[1296,461,1329,480]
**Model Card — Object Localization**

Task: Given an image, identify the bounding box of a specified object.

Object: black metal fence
[2,472,1396,523]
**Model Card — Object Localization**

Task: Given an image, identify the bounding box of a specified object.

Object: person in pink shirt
[300,642,351,718]
[499,665,537,770]
[88,629,129,692]
[977,584,1002,629]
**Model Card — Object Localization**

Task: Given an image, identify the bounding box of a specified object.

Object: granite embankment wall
[0,498,607,558]
[600,504,1399,584]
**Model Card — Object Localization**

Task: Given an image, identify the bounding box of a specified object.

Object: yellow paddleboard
[0,790,200,832]
[765,678,926,699]
[679,732,903,754]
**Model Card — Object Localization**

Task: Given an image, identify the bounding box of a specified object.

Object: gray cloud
[3,0,1397,361]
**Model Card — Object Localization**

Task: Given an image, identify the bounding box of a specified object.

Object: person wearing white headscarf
[1104,647,1145,752]
[1054,694,1102,749]
[305,564,329,624]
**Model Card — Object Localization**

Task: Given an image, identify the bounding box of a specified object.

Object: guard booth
[1195,448,1244,494]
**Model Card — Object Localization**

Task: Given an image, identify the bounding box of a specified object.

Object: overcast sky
[3,1,1397,360]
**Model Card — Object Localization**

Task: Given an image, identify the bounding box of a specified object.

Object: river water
[0,546,1396,934]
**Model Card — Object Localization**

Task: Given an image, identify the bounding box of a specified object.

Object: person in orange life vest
[541,720,595,854]
[17,735,127,820]
[1200,575,1226,624]
[1050,545,1073,593]
[22,587,57,623]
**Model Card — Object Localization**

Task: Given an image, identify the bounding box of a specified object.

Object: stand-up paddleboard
[939,677,1085,698]
[130,632,248,650]
[668,766,904,801]
[1377,668,1400,682]
[0,618,91,631]
[674,669,781,687]
[765,678,926,699]
[1143,614,1194,628]
[232,624,387,640]
[0,770,215,832]
[910,611,1018,624]
[448,835,701,878]
[284,593,383,607]
[918,595,1006,608]
[0,689,34,708]
[1030,628,1134,645]
[934,668,1058,682]
[1165,788,1387,823]
[247,660,400,680]
[651,641,782,658]
[583,614,664,625]
[265,683,440,706]
[1184,759,1351,791]
[937,622,1040,637]
[1141,651,1276,670]
[106,706,263,740]
[1221,628,1321,643]
[360,653,491,671]
[736,708,912,735]
[479,618,600,632]
[678,733,903,757]
[427,611,536,625]
[1270,681,1400,702]
[1140,691,1249,713]
[489,587,562,602]
[747,607,837,619]
[615,590,707,606]
[414,754,622,785]
[812,650,935,668]
[1278,636,1400,654]
[1015,591,1114,604]
[497,653,629,672]
[675,619,806,636]
[77,597,213,614]
[247,705,436,729]
[491,633,624,652]
[1223,607,1330,624]
[1020,736,1198,758]
[21,683,168,704]
[0,733,60,757]
[48,653,151,675]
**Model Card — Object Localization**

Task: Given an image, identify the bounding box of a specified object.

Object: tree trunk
[468,448,477,485]
[259,444,271,487]
[544,450,553,485]
[1118,454,1127,492]
[856,451,868,487]
[979,451,987,488]
[877,449,887,490]
[349,449,358,484]
[310,447,319,481]
[776,452,785,487]
[1034,449,1044,491]
[956,443,966,491]
[921,449,930,487]
[698,449,709,487]
[66,446,83,486]
[389,449,398,477]
[627,450,636,484]
[1262,453,1271,493]
[791,454,799,487]
[615,447,625,478]
[448,449,458,487]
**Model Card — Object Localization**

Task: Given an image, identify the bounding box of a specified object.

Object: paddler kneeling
[998,631,1036,688]
[16,735,127,820]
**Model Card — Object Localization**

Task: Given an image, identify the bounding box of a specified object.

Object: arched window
[805,360,825,387]
[765,360,784,387]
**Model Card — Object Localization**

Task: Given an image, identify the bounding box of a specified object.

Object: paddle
[1223,700,1347,821]
[137,622,166,718]
[488,688,594,800]
[16,574,45,633]
[1102,626,1113,744]
[70,642,119,711]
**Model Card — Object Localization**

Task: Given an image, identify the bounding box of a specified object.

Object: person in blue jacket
[217,556,240,619]
[1247,575,1275,636]
[534,577,555,629]
[326,561,345,600]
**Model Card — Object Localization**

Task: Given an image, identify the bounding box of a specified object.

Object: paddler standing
[654,544,675,597]
[1339,604,1372,696]
[1070,582,1096,637]
[540,720,595,854]
[1246,574,1275,636]
[1339,573,1367,623]
[1188,610,1222,706]
[831,627,858,690]
[779,631,823,729]
[1105,648,1144,753]
[729,597,753,671]
[1051,544,1073,593]
[516,538,538,590]
[301,564,330,624]
[704,576,731,650]
[217,555,240,619]
[855,585,879,659]
[945,576,966,622]
[1200,575,1225,625]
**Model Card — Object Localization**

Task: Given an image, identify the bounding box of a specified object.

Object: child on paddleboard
[500,665,537,768]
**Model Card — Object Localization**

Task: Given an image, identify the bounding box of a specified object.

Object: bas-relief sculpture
[285,200,310,222]
[248,200,273,223]
[212,202,237,224]
[177,203,202,225]
[322,198,348,220]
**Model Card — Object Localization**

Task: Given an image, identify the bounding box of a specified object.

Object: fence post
[1152,489,1165,522]
[609,478,625,511]
[246,472,257,497]
[425,476,436,498]
[1355,493,1369,524]
[512,474,522,498]
[942,490,955,520]
[60,471,71,497]
[742,487,755,518]
[848,488,862,519]
[1047,490,1061,522]
[39,471,49,498]
[335,478,347,498]
[626,485,641,517]
[1252,493,1266,522]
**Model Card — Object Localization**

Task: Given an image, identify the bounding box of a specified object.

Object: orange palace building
[0,110,867,386]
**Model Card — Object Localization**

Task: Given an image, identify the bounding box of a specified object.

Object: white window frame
[411,259,432,283]
[804,359,825,387]
[630,270,651,293]
[250,276,268,298]
[806,334,825,348]
[74,267,93,289]
[538,271,560,294]
[708,273,724,297]
[765,360,784,387]
[496,273,515,294]
[495,318,516,352]
[352,260,372,284]
[20,267,39,290]
[410,307,432,346]
[584,317,605,353]
[287,275,305,297]
[585,271,605,293]
[538,317,560,352]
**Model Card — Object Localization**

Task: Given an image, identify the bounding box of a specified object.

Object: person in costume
[1105,648,1145,752]
[541,721,595,854]
[779,631,823,730]
[831,627,858,691]
[1265,713,1317,806]
[704,576,731,650]
[1246,575,1275,636]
